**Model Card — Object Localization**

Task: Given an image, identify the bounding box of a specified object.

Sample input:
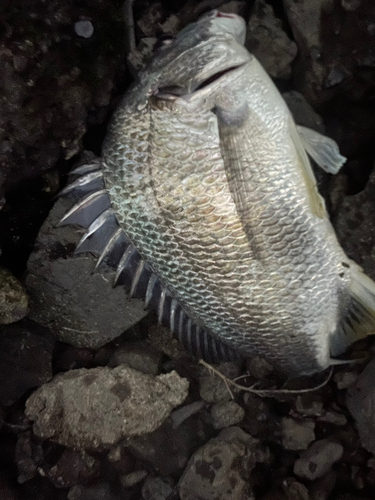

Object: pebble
[334,371,358,390]
[294,439,344,480]
[120,470,148,488]
[198,362,242,403]
[210,401,245,429]
[142,477,175,500]
[281,417,315,451]
[108,341,162,376]
[0,267,28,324]
[74,21,94,39]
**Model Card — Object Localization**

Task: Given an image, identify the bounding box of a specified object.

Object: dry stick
[199,359,334,398]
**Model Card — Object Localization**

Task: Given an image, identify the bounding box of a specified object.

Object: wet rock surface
[0,0,375,499]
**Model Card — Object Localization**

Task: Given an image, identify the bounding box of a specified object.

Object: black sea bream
[60,11,375,375]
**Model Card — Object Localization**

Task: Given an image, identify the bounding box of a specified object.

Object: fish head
[132,10,251,112]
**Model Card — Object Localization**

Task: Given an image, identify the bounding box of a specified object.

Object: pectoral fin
[330,262,375,356]
[297,125,346,174]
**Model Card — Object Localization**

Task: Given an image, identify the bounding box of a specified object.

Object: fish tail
[331,262,375,356]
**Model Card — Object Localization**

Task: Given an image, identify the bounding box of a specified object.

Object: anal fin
[331,262,375,356]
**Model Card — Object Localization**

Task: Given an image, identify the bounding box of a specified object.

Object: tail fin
[331,262,375,356]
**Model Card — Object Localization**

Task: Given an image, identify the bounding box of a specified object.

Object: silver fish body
[61,11,375,376]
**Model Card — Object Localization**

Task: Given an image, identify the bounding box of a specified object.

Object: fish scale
[58,11,375,376]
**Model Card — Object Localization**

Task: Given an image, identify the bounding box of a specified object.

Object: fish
[59,10,375,376]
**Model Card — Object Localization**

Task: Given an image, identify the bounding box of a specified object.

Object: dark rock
[334,167,375,280]
[178,426,271,500]
[25,366,189,450]
[246,0,297,79]
[293,439,344,480]
[210,401,245,429]
[318,410,347,426]
[15,431,44,484]
[0,0,126,194]
[0,321,54,407]
[0,473,21,500]
[282,478,310,500]
[68,483,122,500]
[281,417,315,451]
[242,393,278,439]
[141,476,175,500]
[334,370,358,389]
[26,184,148,349]
[0,267,28,324]
[310,470,337,500]
[198,362,242,403]
[346,357,375,455]
[126,415,207,477]
[120,470,148,489]
[40,449,100,488]
[148,325,190,361]
[246,356,273,380]
[108,341,163,376]
[170,401,206,429]
[282,91,325,133]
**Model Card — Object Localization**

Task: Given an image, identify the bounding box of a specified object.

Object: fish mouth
[155,61,249,101]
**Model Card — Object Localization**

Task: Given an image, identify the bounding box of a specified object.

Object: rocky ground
[0,0,375,499]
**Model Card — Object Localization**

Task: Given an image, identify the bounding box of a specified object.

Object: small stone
[210,401,245,429]
[246,0,298,79]
[41,449,100,488]
[341,0,361,11]
[127,38,157,74]
[310,471,337,500]
[198,362,242,403]
[74,21,94,39]
[334,371,358,389]
[171,401,206,429]
[142,477,174,500]
[178,427,271,500]
[68,483,121,500]
[346,358,375,455]
[160,15,180,36]
[295,394,324,417]
[0,267,28,324]
[318,411,347,426]
[282,478,310,500]
[218,1,246,17]
[294,439,344,480]
[246,356,273,379]
[108,341,162,376]
[120,470,148,488]
[281,418,315,451]
[25,366,189,450]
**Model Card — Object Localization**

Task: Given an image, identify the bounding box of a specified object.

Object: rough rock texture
[246,0,297,79]
[346,358,375,455]
[25,366,189,449]
[281,417,315,451]
[141,477,174,500]
[26,183,148,348]
[198,362,242,403]
[0,0,126,195]
[282,91,325,133]
[108,341,163,376]
[293,439,344,480]
[0,267,28,324]
[210,401,245,429]
[0,321,54,407]
[178,426,270,500]
[334,167,375,280]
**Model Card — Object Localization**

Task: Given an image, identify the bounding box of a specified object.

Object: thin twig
[199,359,334,398]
